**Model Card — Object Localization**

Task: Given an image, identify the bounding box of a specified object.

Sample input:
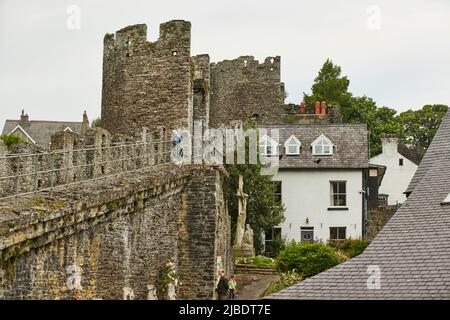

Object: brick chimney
[321,101,327,115]
[314,101,320,115]
[299,101,306,114]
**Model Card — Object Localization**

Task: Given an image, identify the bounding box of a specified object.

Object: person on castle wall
[216,269,229,300]
[228,275,237,300]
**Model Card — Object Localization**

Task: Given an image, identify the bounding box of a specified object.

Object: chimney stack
[299,101,306,114]
[321,101,327,115]
[82,110,89,135]
[314,101,320,115]
[381,134,399,155]
[19,109,29,128]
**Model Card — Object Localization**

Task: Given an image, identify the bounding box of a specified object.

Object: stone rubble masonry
[191,54,211,133]
[101,21,193,138]
[0,164,230,300]
[209,56,285,127]
[178,166,232,299]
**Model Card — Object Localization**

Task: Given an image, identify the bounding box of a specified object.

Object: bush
[276,241,340,278]
[264,269,302,296]
[264,236,286,258]
[0,134,25,150]
[328,239,369,259]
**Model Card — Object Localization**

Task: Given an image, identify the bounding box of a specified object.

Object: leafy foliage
[264,269,302,296]
[225,120,285,255]
[276,241,341,278]
[398,104,448,148]
[264,235,286,258]
[155,263,180,299]
[0,134,26,151]
[91,117,101,128]
[305,59,448,158]
[328,239,369,259]
[235,256,275,267]
[303,58,352,114]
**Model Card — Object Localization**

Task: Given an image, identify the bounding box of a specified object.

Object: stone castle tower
[101,20,285,138]
[209,56,284,127]
[101,21,194,137]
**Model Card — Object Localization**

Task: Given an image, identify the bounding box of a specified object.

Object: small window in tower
[172,50,177,56]
[399,158,404,166]
[244,60,248,67]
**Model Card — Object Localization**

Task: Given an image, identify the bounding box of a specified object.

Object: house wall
[370,140,417,205]
[273,169,364,242]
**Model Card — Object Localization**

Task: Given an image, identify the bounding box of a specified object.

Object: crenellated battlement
[211,55,281,82]
[103,21,191,59]
[209,55,284,127]
[101,20,193,139]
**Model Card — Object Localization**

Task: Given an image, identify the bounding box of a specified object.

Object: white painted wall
[370,138,418,205]
[273,169,364,242]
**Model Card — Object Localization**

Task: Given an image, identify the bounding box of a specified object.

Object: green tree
[303,59,352,114]
[345,96,402,157]
[398,104,448,149]
[0,134,26,151]
[225,120,285,255]
[91,117,101,128]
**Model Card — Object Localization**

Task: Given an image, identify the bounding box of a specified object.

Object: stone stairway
[234,264,278,275]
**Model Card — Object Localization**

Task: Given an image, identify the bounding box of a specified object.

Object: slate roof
[267,111,450,300]
[2,120,83,148]
[260,124,368,169]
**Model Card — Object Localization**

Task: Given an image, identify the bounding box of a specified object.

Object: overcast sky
[1,0,449,127]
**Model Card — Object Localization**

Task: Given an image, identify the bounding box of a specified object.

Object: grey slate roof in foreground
[260,124,368,169]
[2,120,83,147]
[267,111,450,300]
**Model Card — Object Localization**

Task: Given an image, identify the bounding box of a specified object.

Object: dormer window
[311,134,334,156]
[260,134,278,156]
[284,135,301,155]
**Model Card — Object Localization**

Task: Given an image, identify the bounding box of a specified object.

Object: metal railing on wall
[0,139,178,205]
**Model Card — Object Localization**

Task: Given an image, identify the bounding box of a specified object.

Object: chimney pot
[321,101,327,115]
[315,101,320,115]
[299,101,306,114]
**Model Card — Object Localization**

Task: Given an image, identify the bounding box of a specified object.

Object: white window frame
[330,180,347,207]
[311,134,334,156]
[259,135,278,156]
[284,135,301,155]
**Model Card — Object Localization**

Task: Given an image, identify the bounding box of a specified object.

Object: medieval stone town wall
[0,163,230,300]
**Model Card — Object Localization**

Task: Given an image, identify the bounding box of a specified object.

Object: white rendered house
[260,124,369,243]
[370,135,418,206]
